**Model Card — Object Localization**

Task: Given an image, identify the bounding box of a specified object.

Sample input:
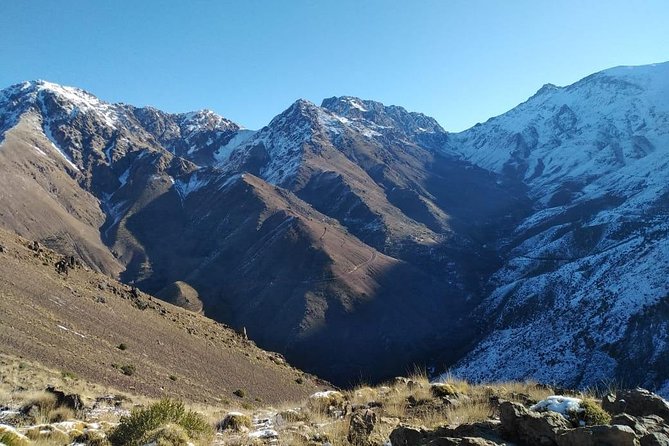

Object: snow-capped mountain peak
[321,95,445,135]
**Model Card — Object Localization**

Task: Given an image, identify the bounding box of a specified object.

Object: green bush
[117,343,128,351]
[108,399,213,446]
[581,399,612,425]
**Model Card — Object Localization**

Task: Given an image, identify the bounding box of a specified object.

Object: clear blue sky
[2,0,668,131]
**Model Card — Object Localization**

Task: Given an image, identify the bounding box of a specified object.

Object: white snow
[42,121,80,171]
[218,173,243,191]
[105,140,116,163]
[214,129,255,164]
[448,61,669,389]
[346,97,368,112]
[118,167,131,187]
[174,172,209,199]
[32,145,47,157]
[310,390,342,399]
[36,80,119,128]
[530,396,583,415]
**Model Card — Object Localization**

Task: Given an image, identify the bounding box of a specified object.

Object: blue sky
[2,0,668,131]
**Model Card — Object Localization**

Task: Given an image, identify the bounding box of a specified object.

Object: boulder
[555,425,639,446]
[641,432,669,446]
[445,420,505,444]
[499,401,570,445]
[390,425,429,446]
[45,386,84,411]
[603,389,669,421]
[611,414,669,437]
[390,423,507,446]
[347,409,377,446]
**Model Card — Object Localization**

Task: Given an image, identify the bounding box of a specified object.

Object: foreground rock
[499,400,570,445]
[389,423,508,445]
[347,409,377,446]
[603,389,669,422]
[556,425,639,446]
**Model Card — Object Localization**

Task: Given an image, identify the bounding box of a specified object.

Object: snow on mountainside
[321,96,445,138]
[0,80,248,170]
[447,62,669,201]
[1,63,669,390]
[446,62,669,395]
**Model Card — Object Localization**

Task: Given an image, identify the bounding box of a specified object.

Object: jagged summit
[321,95,445,134]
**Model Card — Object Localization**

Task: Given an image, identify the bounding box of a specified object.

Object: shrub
[140,424,190,446]
[169,374,178,381]
[61,370,77,380]
[108,399,213,446]
[48,406,75,422]
[233,389,246,398]
[216,412,252,431]
[117,343,128,351]
[430,383,459,398]
[25,425,70,444]
[22,391,57,412]
[308,390,346,413]
[0,427,30,446]
[120,364,136,376]
[581,399,611,425]
[72,430,110,446]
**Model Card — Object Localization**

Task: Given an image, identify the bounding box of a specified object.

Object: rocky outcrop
[389,422,508,446]
[347,409,377,446]
[603,389,669,421]
[499,401,570,445]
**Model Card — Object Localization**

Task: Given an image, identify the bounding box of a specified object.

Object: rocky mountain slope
[0,80,519,385]
[0,227,327,404]
[446,62,669,394]
[1,62,668,392]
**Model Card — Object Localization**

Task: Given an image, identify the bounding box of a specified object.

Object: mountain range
[1,62,667,393]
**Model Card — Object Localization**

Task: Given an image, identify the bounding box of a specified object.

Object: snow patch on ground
[530,396,583,415]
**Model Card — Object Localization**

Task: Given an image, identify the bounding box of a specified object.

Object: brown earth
[0,227,330,405]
